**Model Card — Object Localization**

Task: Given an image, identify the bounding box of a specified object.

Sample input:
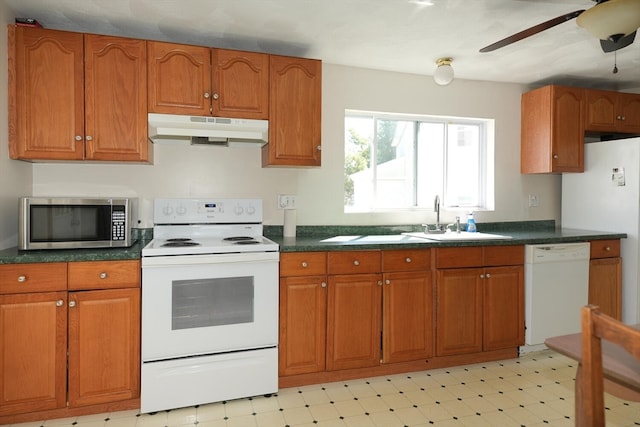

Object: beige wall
[12,61,559,238]
[0,4,31,249]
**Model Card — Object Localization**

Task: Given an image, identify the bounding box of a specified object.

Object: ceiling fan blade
[479,9,585,53]
[600,30,636,52]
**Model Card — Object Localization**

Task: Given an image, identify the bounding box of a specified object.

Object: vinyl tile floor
[9,350,640,427]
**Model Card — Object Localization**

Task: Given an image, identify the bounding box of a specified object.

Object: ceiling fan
[480,0,640,53]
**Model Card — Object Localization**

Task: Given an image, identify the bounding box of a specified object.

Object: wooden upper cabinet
[84,34,149,161]
[212,49,269,119]
[585,89,640,134]
[9,27,150,162]
[263,55,322,167]
[10,26,85,160]
[147,42,268,119]
[147,41,212,115]
[521,85,584,174]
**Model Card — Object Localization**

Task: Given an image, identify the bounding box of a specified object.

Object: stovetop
[142,198,279,257]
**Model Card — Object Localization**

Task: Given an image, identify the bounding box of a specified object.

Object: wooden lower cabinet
[436,268,483,356]
[383,270,433,363]
[279,247,521,388]
[589,239,622,320]
[279,275,327,376]
[68,288,140,407]
[483,266,525,350]
[435,246,525,357]
[0,292,67,416]
[0,261,140,423]
[326,273,381,371]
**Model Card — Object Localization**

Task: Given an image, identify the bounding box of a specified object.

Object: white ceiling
[5,0,640,90]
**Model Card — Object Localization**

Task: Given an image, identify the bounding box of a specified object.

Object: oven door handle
[142,251,279,267]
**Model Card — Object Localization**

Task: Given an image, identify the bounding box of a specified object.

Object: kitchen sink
[402,231,513,241]
[320,234,428,243]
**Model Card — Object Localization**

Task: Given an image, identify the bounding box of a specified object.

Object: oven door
[141,252,279,361]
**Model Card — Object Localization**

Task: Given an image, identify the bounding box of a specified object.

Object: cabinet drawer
[68,260,141,290]
[590,239,620,259]
[0,262,67,294]
[483,245,524,266]
[382,249,430,272]
[280,252,327,276]
[327,251,381,275]
[435,247,483,268]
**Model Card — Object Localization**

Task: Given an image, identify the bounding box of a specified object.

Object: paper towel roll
[284,209,297,237]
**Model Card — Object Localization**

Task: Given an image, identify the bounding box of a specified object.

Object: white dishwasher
[524,242,590,346]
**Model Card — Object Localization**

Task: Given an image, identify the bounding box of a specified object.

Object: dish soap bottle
[467,212,477,233]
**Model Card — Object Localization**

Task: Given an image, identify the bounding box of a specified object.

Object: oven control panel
[153,198,263,224]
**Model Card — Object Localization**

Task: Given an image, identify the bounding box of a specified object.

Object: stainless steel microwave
[19,197,133,250]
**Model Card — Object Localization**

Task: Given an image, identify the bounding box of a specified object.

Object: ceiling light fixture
[433,57,454,86]
[576,0,640,42]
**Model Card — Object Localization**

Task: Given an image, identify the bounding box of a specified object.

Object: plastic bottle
[467,212,477,233]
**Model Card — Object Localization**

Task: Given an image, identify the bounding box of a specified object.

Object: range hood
[148,113,269,146]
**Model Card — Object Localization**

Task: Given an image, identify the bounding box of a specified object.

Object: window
[344,110,493,213]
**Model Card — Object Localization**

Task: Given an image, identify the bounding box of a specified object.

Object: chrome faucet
[434,195,441,228]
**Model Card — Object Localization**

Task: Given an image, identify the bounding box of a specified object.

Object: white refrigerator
[562,137,640,324]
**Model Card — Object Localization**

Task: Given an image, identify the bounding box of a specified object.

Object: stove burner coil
[223,236,256,241]
[234,240,260,245]
[162,241,200,247]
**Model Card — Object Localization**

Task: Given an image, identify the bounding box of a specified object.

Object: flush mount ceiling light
[576,0,640,42]
[433,57,454,86]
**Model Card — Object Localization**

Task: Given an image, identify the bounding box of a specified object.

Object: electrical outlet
[528,194,539,207]
[278,194,296,209]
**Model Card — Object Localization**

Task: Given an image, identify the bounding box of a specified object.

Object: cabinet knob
[17,275,26,283]
[553,154,559,159]
[605,246,611,252]
[385,279,391,285]
[353,260,360,266]
[75,135,83,141]
[377,280,383,286]
[321,282,327,288]
[212,93,220,100]
[316,145,322,151]
[486,273,491,278]
[204,92,210,99]
[301,261,308,268]
[480,274,485,279]
[86,135,93,141]
[69,301,76,308]
[99,272,108,279]
[621,116,626,121]
[405,257,412,263]
[56,299,64,307]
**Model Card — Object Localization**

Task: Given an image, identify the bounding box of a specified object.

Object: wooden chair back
[580,305,640,427]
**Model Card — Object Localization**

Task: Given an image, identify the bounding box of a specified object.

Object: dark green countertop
[265,221,627,252]
[0,221,626,263]
[0,240,147,264]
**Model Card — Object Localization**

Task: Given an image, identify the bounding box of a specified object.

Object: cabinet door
[435,268,483,356]
[551,86,584,172]
[326,274,381,370]
[0,292,67,416]
[212,49,269,119]
[10,27,84,160]
[67,288,140,407]
[147,41,211,116]
[382,271,433,363]
[279,276,327,376]
[617,93,640,134]
[521,85,584,173]
[584,89,618,132]
[483,266,524,351]
[84,35,148,161]
[264,55,322,167]
[589,258,622,320]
